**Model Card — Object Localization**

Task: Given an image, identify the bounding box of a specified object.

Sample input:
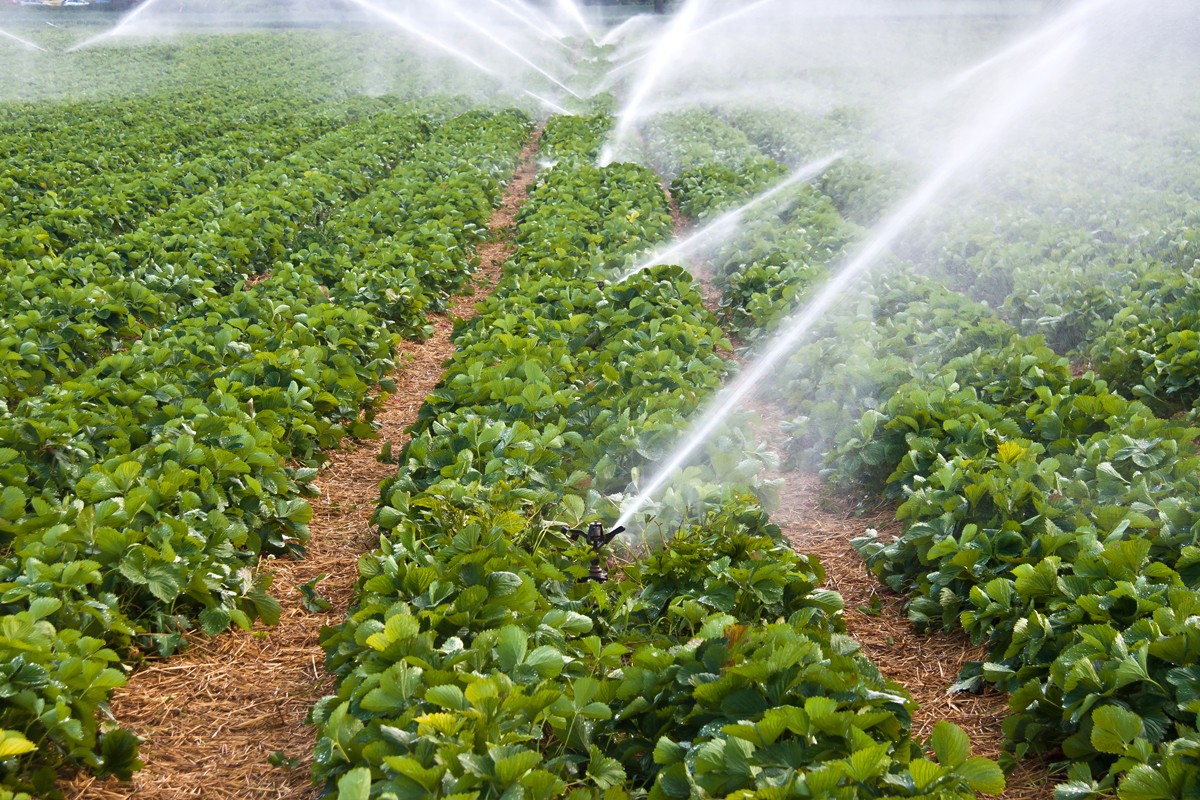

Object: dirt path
[64,130,542,800]
[659,180,724,317]
[748,403,1055,800]
[656,177,1055,798]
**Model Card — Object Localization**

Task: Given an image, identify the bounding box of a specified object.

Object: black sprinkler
[565,521,625,582]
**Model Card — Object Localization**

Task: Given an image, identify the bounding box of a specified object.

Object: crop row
[640,110,855,340]
[1,30,425,104]
[0,31,400,215]
[720,106,909,228]
[0,99,454,403]
[1,96,383,261]
[0,107,531,796]
[648,103,1200,797]
[312,112,1002,800]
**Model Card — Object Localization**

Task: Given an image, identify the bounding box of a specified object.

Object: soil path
[659,179,724,317]
[656,177,1054,799]
[749,402,1055,800]
[65,129,543,800]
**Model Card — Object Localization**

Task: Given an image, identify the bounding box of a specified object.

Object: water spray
[442,0,582,100]
[600,0,706,166]
[555,0,595,44]
[68,0,172,52]
[524,89,569,116]
[614,34,1087,533]
[619,151,844,282]
[340,0,497,77]
[479,0,573,51]
[599,14,651,47]
[0,27,47,52]
[600,0,779,85]
[933,0,1118,100]
[511,0,568,40]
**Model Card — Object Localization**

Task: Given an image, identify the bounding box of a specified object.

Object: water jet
[68,0,173,51]
[0,27,46,52]
[442,0,583,100]
[479,0,573,51]
[600,0,705,166]
[618,151,844,282]
[614,34,1087,532]
[329,0,497,77]
[555,0,595,44]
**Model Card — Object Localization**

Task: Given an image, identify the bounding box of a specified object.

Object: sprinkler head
[565,521,625,582]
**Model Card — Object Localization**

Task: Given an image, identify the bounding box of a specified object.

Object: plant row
[817,319,1200,799]
[688,110,1200,797]
[1,96,375,261]
[720,106,909,228]
[640,109,856,340]
[0,30,405,215]
[312,112,1003,800]
[0,99,461,405]
[0,107,531,798]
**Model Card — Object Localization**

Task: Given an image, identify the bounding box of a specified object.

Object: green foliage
[641,109,858,340]
[0,51,531,792]
[314,111,1001,800]
[640,93,1200,800]
[822,330,1200,795]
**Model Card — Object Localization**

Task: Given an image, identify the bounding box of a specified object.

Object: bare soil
[661,163,1054,799]
[748,401,1057,800]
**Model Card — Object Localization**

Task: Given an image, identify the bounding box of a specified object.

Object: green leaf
[909,758,945,790]
[654,738,688,766]
[523,645,564,679]
[337,766,372,800]
[497,625,528,672]
[27,597,62,621]
[487,571,523,597]
[843,744,889,782]
[587,745,626,789]
[112,461,142,492]
[0,485,25,521]
[1091,705,1143,755]
[79,472,122,503]
[494,746,541,785]
[930,721,971,768]
[1118,765,1173,800]
[0,731,37,758]
[299,574,333,613]
[957,757,1006,794]
[99,729,143,781]
[377,506,405,529]
[424,684,467,711]
[199,605,232,636]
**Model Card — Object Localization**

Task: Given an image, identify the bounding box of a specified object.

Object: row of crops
[0,38,534,792]
[637,98,1200,797]
[310,109,1005,799]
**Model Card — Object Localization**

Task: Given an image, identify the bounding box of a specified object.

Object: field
[2,2,1200,799]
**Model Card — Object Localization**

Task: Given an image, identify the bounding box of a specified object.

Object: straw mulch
[749,401,1057,800]
[63,130,543,800]
[657,177,1051,798]
[659,181,725,317]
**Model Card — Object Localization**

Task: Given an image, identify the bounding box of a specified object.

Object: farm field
[1,2,1199,800]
